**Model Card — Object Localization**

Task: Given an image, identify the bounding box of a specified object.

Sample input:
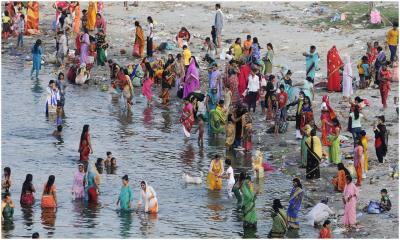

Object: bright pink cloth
[343,182,359,225]
[183,59,200,99]
[142,77,153,102]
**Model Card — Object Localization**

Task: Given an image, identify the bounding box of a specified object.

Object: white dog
[182,172,203,184]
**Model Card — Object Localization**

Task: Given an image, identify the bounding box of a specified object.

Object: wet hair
[21,174,33,195]
[147,16,153,23]
[354,105,360,120]
[286,70,292,76]
[225,159,232,166]
[107,151,112,156]
[346,175,353,183]
[4,167,11,177]
[57,125,63,132]
[205,37,211,42]
[32,232,40,239]
[82,9,87,14]
[214,154,221,159]
[45,175,55,195]
[96,158,103,166]
[272,199,283,212]
[267,43,273,50]
[253,37,259,44]
[80,125,89,145]
[337,163,351,177]
[323,220,331,227]
[4,10,9,17]
[183,45,188,49]
[293,178,302,189]
[239,171,246,182]
[381,188,388,194]
[218,99,224,105]
[3,192,10,198]
[354,96,363,103]
[190,56,200,68]
[310,128,317,150]
[135,21,140,27]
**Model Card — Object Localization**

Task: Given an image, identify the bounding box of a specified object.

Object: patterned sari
[180,102,195,137]
[287,186,304,229]
[241,180,257,228]
[209,106,226,134]
[26,1,39,35]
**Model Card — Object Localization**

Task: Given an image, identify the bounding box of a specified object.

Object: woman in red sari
[180,98,195,138]
[78,124,92,161]
[327,46,343,92]
[26,1,40,35]
[379,63,391,109]
[238,63,251,98]
[320,95,337,146]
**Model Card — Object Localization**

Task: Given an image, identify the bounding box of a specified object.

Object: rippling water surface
[1,53,319,238]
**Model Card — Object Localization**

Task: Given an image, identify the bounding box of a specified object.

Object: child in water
[224,159,235,198]
[104,151,112,167]
[195,114,205,147]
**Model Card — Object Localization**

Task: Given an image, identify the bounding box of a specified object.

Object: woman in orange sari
[134,21,145,57]
[41,175,57,208]
[331,163,350,192]
[26,1,39,35]
[72,2,81,35]
[327,46,343,92]
[78,124,93,161]
[86,1,97,31]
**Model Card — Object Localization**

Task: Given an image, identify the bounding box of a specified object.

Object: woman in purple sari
[80,28,90,64]
[209,63,223,100]
[183,57,200,99]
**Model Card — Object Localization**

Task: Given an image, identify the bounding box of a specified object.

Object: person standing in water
[72,164,85,200]
[41,175,57,208]
[2,167,11,197]
[117,175,133,211]
[78,124,93,161]
[207,154,224,190]
[20,174,36,206]
[138,181,158,213]
[30,39,43,80]
[1,192,14,222]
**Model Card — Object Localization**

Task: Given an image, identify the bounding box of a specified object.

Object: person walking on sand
[303,45,319,83]
[214,3,223,48]
[342,175,359,230]
[386,21,398,63]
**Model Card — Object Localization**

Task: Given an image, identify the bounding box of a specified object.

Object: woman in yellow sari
[86,1,97,31]
[207,155,224,190]
[26,1,40,35]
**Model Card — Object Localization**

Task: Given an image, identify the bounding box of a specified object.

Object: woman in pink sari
[180,98,195,137]
[80,29,90,64]
[72,164,85,200]
[95,13,107,33]
[342,175,359,230]
[238,63,251,98]
[183,57,200,99]
[142,60,154,106]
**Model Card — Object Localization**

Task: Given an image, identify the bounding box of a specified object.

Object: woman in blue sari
[31,39,43,80]
[287,178,304,229]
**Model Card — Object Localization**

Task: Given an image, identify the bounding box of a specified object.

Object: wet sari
[84,163,99,203]
[242,113,252,151]
[41,184,56,208]
[209,70,223,100]
[138,182,158,213]
[361,136,368,173]
[180,102,195,137]
[96,33,107,66]
[306,136,322,179]
[79,132,91,161]
[241,180,257,228]
[2,203,14,220]
[26,1,39,35]
[327,46,343,92]
[72,170,85,199]
[209,106,226,134]
[119,185,133,210]
[141,77,153,102]
[287,186,304,229]
[226,73,240,105]
[183,59,200,99]
[207,160,223,190]
[269,208,287,238]
[86,1,97,31]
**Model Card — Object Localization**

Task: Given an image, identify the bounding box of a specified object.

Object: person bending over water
[138,181,158,213]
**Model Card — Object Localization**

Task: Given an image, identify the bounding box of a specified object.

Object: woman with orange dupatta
[72,2,81,35]
[331,163,350,192]
[26,1,39,35]
[78,124,93,161]
[86,1,97,31]
[327,46,343,92]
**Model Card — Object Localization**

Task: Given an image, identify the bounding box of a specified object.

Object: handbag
[133,43,140,57]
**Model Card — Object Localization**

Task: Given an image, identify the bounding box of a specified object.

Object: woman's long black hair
[45,175,55,194]
[337,163,350,177]
[80,124,89,145]
[21,174,33,194]
[293,177,302,189]
[33,39,42,52]
[354,105,360,120]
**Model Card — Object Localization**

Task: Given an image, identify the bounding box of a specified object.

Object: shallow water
[1,50,320,238]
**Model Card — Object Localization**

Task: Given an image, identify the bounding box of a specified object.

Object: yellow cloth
[306,136,322,158]
[86,1,97,31]
[2,16,11,23]
[231,43,243,61]
[207,160,223,190]
[183,48,192,66]
[387,29,399,46]
[361,136,368,173]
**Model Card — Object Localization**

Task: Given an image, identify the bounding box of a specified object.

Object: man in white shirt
[247,69,260,113]
[306,198,335,226]
[146,16,154,57]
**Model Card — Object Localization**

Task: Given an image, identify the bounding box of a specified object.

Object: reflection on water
[21,207,34,229]
[119,211,133,238]
[41,209,56,237]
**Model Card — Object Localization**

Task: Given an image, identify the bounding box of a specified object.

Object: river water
[1,47,321,238]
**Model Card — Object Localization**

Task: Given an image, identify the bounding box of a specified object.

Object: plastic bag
[367,201,381,214]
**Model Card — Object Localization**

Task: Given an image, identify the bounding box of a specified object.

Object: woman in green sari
[96,29,108,66]
[117,175,133,211]
[241,176,257,228]
[328,119,342,164]
[209,100,226,135]
[268,199,288,238]
[232,171,246,206]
